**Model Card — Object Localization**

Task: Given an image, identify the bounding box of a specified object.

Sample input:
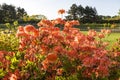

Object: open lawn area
[81,31,120,49]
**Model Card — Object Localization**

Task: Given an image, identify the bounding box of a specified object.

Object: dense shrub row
[0,9,120,80]
[0,17,120,80]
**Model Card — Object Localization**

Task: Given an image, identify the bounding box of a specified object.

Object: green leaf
[11,57,19,64]
[5,56,10,60]
[0,69,5,78]
[10,64,15,70]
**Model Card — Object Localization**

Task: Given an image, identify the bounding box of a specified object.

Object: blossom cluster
[15,18,112,79]
[0,9,120,80]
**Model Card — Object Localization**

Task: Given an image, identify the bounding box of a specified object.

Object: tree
[66,4,98,23]
[0,3,27,23]
[66,4,78,20]
[16,7,27,19]
[82,6,98,23]
[77,5,84,20]
[1,3,16,22]
[0,5,4,22]
[30,14,47,20]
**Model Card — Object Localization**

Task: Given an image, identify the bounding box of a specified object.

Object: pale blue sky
[0,0,120,19]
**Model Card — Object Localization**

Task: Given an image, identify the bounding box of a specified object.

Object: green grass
[81,31,120,49]
[81,31,120,43]
[104,33,120,44]
[102,33,120,49]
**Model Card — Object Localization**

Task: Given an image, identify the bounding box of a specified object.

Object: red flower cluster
[58,9,65,14]
[14,17,113,79]
[1,9,120,80]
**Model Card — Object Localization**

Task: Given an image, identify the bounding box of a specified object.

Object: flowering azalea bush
[109,38,120,80]
[0,9,120,80]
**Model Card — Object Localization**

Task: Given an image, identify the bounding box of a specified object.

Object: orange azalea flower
[64,21,72,28]
[24,25,36,33]
[0,51,7,58]
[16,26,24,34]
[58,9,65,14]
[67,50,77,58]
[37,19,54,27]
[54,46,63,53]
[9,74,17,80]
[70,42,79,50]
[46,53,57,62]
[102,42,109,47]
[17,26,24,31]
[71,20,80,25]
[53,18,65,25]
[113,52,120,57]
[64,20,80,28]
[42,59,49,70]
[101,29,111,34]
[41,44,49,54]
[101,29,106,33]
[98,33,105,39]
[77,65,82,71]
[57,68,63,75]
[88,30,97,37]
[33,29,39,37]
[16,26,28,37]
[16,31,28,37]
[105,29,111,34]
[97,66,109,77]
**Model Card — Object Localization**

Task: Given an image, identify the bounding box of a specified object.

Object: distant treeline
[0,3,27,23]
[0,3,120,24]
[0,3,46,24]
[65,4,120,24]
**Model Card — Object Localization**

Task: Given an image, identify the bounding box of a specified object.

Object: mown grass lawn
[102,33,120,49]
[104,33,120,43]
[81,31,120,49]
